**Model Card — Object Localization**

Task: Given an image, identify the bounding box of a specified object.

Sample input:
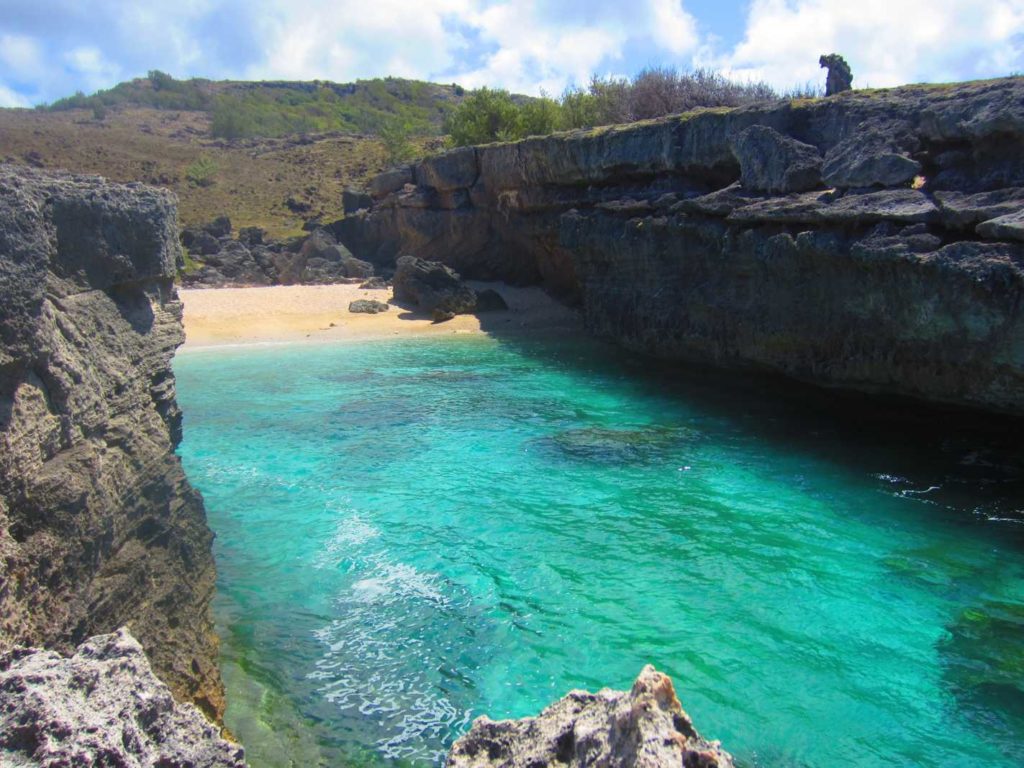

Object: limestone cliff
[338,78,1024,415]
[0,165,224,720]
[0,628,245,767]
[447,666,732,768]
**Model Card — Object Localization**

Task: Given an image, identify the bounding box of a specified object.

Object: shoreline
[178,281,581,350]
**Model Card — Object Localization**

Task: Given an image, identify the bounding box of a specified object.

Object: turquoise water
[174,335,1024,768]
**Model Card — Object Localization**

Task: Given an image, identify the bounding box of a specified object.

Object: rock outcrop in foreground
[0,628,245,767]
[447,666,732,768]
[340,78,1024,415]
[0,165,224,719]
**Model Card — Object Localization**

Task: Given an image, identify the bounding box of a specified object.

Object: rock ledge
[447,666,733,768]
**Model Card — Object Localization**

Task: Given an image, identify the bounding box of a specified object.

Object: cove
[174,335,1024,768]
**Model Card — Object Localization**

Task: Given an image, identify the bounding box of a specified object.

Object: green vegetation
[379,119,416,166]
[185,155,219,187]
[445,67,824,146]
[44,72,465,140]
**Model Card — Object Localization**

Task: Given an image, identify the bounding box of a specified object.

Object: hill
[47,72,471,138]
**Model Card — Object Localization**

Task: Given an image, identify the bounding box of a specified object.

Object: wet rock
[475,288,509,312]
[393,255,477,315]
[730,125,822,194]
[0,629,246,768]
[447,665,733,768]
[349,299,390,314]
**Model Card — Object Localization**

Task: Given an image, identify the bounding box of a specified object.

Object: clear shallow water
[174,336,1024,768]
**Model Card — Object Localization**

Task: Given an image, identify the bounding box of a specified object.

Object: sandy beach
[178,281,581,349]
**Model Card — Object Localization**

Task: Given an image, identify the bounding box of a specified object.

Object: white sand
[178,281,581,349]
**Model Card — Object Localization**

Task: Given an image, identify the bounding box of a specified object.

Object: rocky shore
[338,77,1024,415]
[0,165,224,722]
[448,666,733,768]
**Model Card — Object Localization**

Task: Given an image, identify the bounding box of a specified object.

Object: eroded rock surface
[0,165,225,720]
[0,628,246,768]
[339,78,1024,414]
[447,666,732,768]
[392,255,478,316]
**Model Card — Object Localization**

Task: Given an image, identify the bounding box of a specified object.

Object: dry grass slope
[0,107,431,238]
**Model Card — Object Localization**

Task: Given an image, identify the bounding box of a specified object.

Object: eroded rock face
[339,78,1024,415]
[447,666,733,768]
[393,255,478,316]
[0,628,246,768]
[0,165,225,720]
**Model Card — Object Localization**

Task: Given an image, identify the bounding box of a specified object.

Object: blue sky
[1,0,1022,107]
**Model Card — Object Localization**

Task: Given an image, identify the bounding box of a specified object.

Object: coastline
[178,281,581,350]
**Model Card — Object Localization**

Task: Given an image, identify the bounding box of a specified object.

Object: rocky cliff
[447,666,732,768]
[1,628,245,767]
[0,165,224,720]
[338,78,1024,415]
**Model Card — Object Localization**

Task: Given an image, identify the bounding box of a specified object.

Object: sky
[1,0,1022,107]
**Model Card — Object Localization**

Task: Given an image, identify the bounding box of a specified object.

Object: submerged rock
[447,665,733,768]
[0,629,246,768]
[539,426,700,464]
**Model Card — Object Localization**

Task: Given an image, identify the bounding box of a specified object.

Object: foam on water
[175,336,1024,768]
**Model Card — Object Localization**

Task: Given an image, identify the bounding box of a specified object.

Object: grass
[0,106,432,237]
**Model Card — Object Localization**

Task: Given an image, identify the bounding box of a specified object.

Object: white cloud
[0,0,1021,106]
[715,0,1024,91]
[0,84,31,108]
[0,33,43,77]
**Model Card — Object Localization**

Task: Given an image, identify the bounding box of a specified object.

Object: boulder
[349,299,391,314]
[202,240,271,285]
[359,276,390,289]
[202,215,232,238]
[392,254,477,315]
[343,187,373,213]
[415,146,479,192]
[822,124,921,189]
[369,167,414,199]
[237,225,265,245]
[935,188,1024,227]
[188,230,222,256]
[977,210,1024,242]
[446,666,733,768]
[0,629,246,768]
[730,125,822,194]
[475,288,509,312]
